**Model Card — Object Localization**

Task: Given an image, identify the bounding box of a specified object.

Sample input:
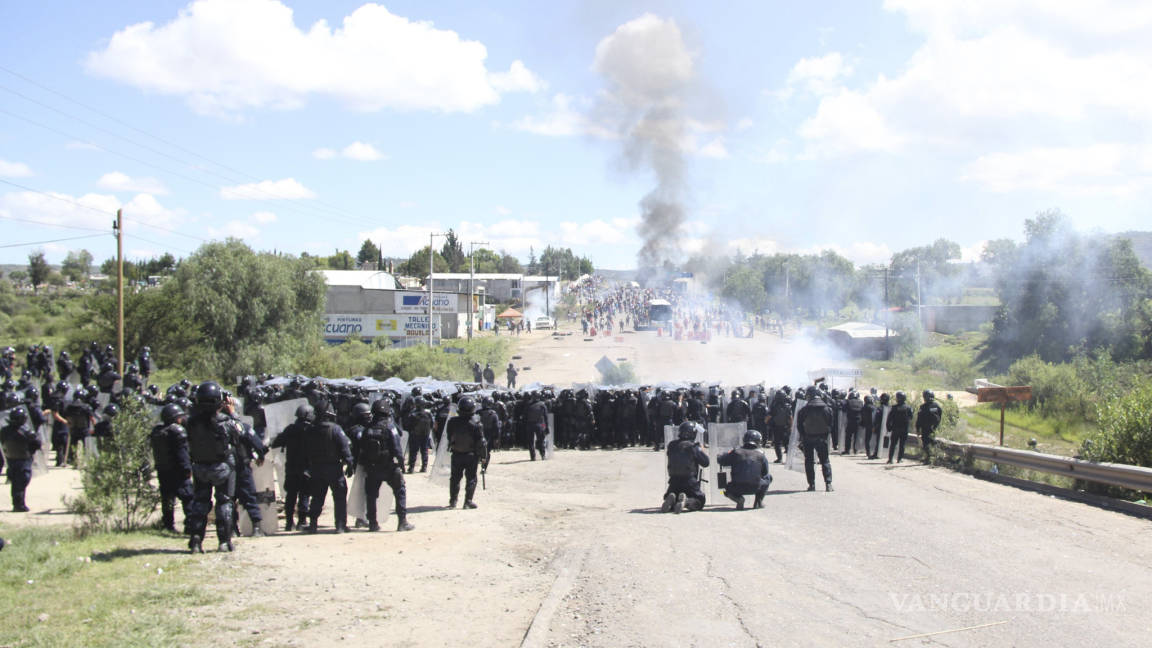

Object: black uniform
[403,406,434,473]
[725,397,750,424]
[478,406,502,451]
[304,418,354,531]
[861,401,879,459]
[524,399,549,460]
[230,419,269,532]
[916,399,943,463]
[150,421,192,532]
[446,413,487,508]
[185,409,239,546]
[887,403,914,463]
[797,398,834,490]
[1,416,41,511]
[717,444,772,507]
[767,393,793,463]
[270,419,312,530]
[842,395,863,454]
[665,439,709,509]
[355,415,410,530]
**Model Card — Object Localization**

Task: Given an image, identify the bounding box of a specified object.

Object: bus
[636,298,673,330]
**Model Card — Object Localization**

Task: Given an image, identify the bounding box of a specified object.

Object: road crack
[704,553,761,647]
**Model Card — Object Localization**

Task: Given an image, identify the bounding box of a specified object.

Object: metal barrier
[934,439,1152,493]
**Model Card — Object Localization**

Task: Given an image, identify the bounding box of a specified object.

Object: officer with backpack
[403,397,434,473]
[662,421,709,513]
[887,391,914,464]
[185,381,240,553]
[796,387,834,492]
[355,399,414,532]
[767,388,793,463]
[916,390,943,464]
[717,430,772,509]
[150,403,192,533]
[1,406,41,512]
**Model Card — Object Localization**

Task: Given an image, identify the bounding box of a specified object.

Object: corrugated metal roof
[316,270,399,290]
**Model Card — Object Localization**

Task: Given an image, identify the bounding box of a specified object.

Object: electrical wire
[0,233,108,249]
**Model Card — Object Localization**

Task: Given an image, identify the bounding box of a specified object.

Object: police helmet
[677,421,698,441]
[411,386,423,398]
[743,430,763,447]
[60,350,69,359]
[7,406,28,426]
[352,402,372,422]
[481,396,495,409]
[457,397,477,417]
[295,403,315,422]
[126,364,139,374]
[2,391,21,409]
[161,403,185,425]
[103,403,120,418]
[922,389,935,402]
[806,386,820,400]
[895,391,907,404]
[55,380,69,394]
[101,362,114,374]
[370,398,392,418]
[864,395,874,406]
[148,384,159,395]
[179,379,191,390]
[195,381,224,407]
[23,386,38,405]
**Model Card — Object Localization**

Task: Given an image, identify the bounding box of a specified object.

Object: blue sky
[2,0,1150,269]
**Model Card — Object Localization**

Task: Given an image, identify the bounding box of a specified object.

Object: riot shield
[835,408,847,450]
[427,405,456,486]
[31,423,50,477]
[263,398,308,495]
[543,413,555,460]
[346,464,368,524]
[878,405,892,460]
[785,398,807,472]
[706,423,747,503]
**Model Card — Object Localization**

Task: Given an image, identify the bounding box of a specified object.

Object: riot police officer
[403,397,434,473]
[797,387,834,492]
[767,388,793,463]
[356,399,414,532]
[663,421,709,513]
[916,390,943,463]
[478,397,502,452]
[717,430,772,509]
[270,404,314,531]
[303,399,353,533]
[184,381,239,553]
[150,403,192,533]
[887,391,914,464]
[1,406,41,511]
[230,416,270,537]
[446,397,487,509]
[524,393,549,460]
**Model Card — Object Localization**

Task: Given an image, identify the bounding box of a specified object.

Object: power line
[0,177,116,218]
[0,213,107,233]
[0,66,375,224]
[0,233,107,249]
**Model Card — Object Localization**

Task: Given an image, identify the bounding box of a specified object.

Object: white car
[534,316,555,330]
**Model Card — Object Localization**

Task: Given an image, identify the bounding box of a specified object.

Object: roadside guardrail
[932,438,1152,493]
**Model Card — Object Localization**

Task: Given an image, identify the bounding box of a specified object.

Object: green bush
[599,362,638,385]
[66,399,160,532]
[296,337,513,382]
[910,346,978,388]
[1082,379,1152,470]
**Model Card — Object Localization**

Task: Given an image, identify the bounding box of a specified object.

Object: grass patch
[0,527,216,647]
[958,405,1095,456]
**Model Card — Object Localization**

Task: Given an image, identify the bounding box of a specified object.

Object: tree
[356,239,381,267]
[27,250,50,293]
[721,265,767,312]
[440,229,466,273]
[499,252,524,274]
[470,248,503,273]
[326,249,354,270]
[398,246,449,277]
[66,398,160,532]
[538,246,595,280]
[61,249,94,282]
[165,239,327,377]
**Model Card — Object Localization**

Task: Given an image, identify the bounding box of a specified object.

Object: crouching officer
[797,387,834,491]
[447,397,487,509]
[717,430,772,509]
[663,421,709,513]
[150,403,192,533]
[356,399,414,532]
[270,404,313,531]
[185,381,239,553]
[303,400,353,533]
[1,406,41,512]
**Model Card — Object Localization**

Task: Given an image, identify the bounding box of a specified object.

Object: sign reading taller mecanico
[395,291,458,314]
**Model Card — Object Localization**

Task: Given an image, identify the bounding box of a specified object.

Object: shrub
[1082,378,1152,470]
[66,398,160,532]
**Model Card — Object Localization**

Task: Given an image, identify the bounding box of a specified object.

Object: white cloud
[0,190,180,232]
[958,240,987,263]
[357,224,448,256]
[85,0,543,115]
[508,93,614,138]
[791,0,1152,202]
[252,210,277,224]
[0,159,33,178]
[735,118,754,132]
[489,60,546,93]
[558,218,639,246]
[313,141,386,161]
[220,177,315,200]
[695,137,729,159]
[961,144,1151,195]
[774,52,854,100]
[209,220,261,239]
[97,171,169,195]
[494,206,512,216]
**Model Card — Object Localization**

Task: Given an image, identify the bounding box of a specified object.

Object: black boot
[188,534,204,554]
[397,515,414,532]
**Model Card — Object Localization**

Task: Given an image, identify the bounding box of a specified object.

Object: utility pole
[428,232,445,348]
[467,240,488,341]
[883,266,890,360]
[114,209,124,374]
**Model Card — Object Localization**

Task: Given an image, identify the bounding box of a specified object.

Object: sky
[1,0,1151,270]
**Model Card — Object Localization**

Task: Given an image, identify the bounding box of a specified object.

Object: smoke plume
[594,15,694,270]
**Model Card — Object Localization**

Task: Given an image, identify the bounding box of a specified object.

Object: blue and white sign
[395,291,457,314]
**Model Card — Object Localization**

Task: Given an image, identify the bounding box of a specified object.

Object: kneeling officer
[717,431,772,510]
[663,421,709,513]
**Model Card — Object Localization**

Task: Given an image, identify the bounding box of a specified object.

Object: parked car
[534,316,555,330]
